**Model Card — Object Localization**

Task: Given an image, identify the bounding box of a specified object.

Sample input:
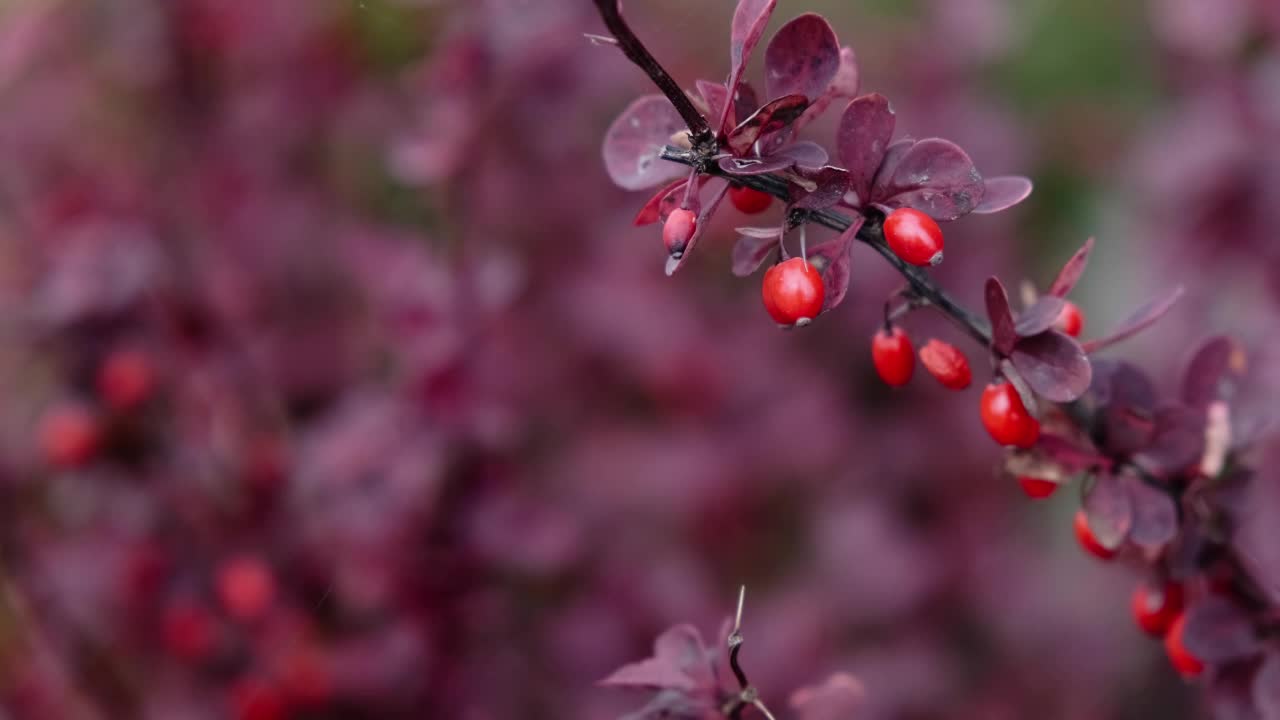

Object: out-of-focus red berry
[1164,613,1205,678]
[1017,476,1058,499]
[281,650,333,708]
[38,403,101,469]
[883,208,944,266]
[662,208,697,257]
[163,600,218,662]
[728,185,772,214]
[1056,300,1085,337]
[871,327,915,387]
[1073,510,1117,560]
[761,258,824,326]
[230,677,288,720]
[1132,581,1185,636]
[216,555,277,622]
[97,348,155,412]
[918,339,971,390]
[979,382,1040,448]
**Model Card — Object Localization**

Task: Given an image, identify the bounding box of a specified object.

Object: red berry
[1017,476,1058,499]
[728,185,772,214]
[38,403,101,469]
[163,600,218,662]
[1164,613,1205,678]
[216,555,276,622]
[281,650,333,708]
[1132,581,1185,636]
[871,327,915,387]
[230,677,287,720]
[761,258,824,326]
[97,348,155,412]
[1056,300,1084,337]
[1073,510,1117,560]
[883,208,944,267]
[979,382,1040,447]
[663,208,697,258]
[918,339,971,390]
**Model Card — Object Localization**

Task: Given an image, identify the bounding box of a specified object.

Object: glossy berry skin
[1132,581,1185,636]
[883,208,944,267]
[38,403,101,469]
[1073,510,1117,560]
[918,339,971,390]
[728,185,772,214]
[662,208,697,258]
[1017,476,1058,499]
[979,382,1040,448]
[216,555,276,622]
[761,258,824,326]
[1165,613,1205,678]
[871,327,915,387]
[1056,300,1085,337]
[97,348,155,412]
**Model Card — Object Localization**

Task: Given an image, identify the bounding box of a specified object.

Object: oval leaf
[1123,473,1178,549]
[665,179,731,276]
[1083,472,1133,550]
[788,166,851,212]
[1009,331,1092,402]
[874,138,985,221]
[985,277,1017,356]
[972,176,1034,214]
[1133,405,1207,478]
[1014,295,1067,338]
[764,13,841,102]
[719,155,796,176]
[726,94,809,156]
[795,46,861,132]
[836,94,895,206]
[868,138,916,198]
[808,216,862,311]
[772,140,829,169]
[1082,286,1185,353]
[696,79,730,127]
[1181,597,1261,664]
[1049,237,1095,298]
[723,0,778,132]
[633,178,689,226]
[603,95,689,191]
[731,228,781,277]
[1182,335,1246,408]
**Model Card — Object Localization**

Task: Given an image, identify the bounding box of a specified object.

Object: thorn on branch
[583,33,618,46]
[725,586,778,720]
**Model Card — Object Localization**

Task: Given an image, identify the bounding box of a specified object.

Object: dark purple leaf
[789,672,866,720]
[1133,405,1207,477]
[1082,286,1185,353]
[599,624,716,691]
[726,94,809,156]
[788,166,851,212]
[1001,359,1041,418]
[971,176,1034,214]
[1049,237,1094,298]
[836,93,895,205]
[732,82,760,130]
[695,79,729,127]
[807,216,862,311]
[719,155,796,176]
[772,140,829,169]
[1181,597,1261,663]
[1084,472,1133,550]
[796,46,860,130]
[1253,651,1280,720]
[633,178,688,226]
[731,227,781,277]
[1035,434,1111,472]
[1183,335,1247,408]
[1014,296,1067,337]
[1210,662,1268,720]
[723,0,778,131]
[868,138,916,198]
[619,690,710,720]
[873,138,985,221]
[603,95,689,191]
[985,277,1017,356]
[1009,331,1092,402]
[665,179,731,276]
[1122,473,1178,549]
[763,13,841,102]
[1083,359,1159,456]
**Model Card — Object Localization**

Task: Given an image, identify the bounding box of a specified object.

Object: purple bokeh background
[0,1,1277,718]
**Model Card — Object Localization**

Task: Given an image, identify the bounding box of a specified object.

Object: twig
[724,586,779,720]
[592,0,716,153]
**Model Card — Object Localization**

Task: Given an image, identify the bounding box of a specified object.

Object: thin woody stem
[593,0,716,153]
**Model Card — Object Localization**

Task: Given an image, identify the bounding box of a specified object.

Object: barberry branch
[593,0,716,153]
[659,146,993,348]
[723,586,779,720]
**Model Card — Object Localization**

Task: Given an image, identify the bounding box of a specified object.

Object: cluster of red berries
[870,326,972,390]
[37,347,157,469]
